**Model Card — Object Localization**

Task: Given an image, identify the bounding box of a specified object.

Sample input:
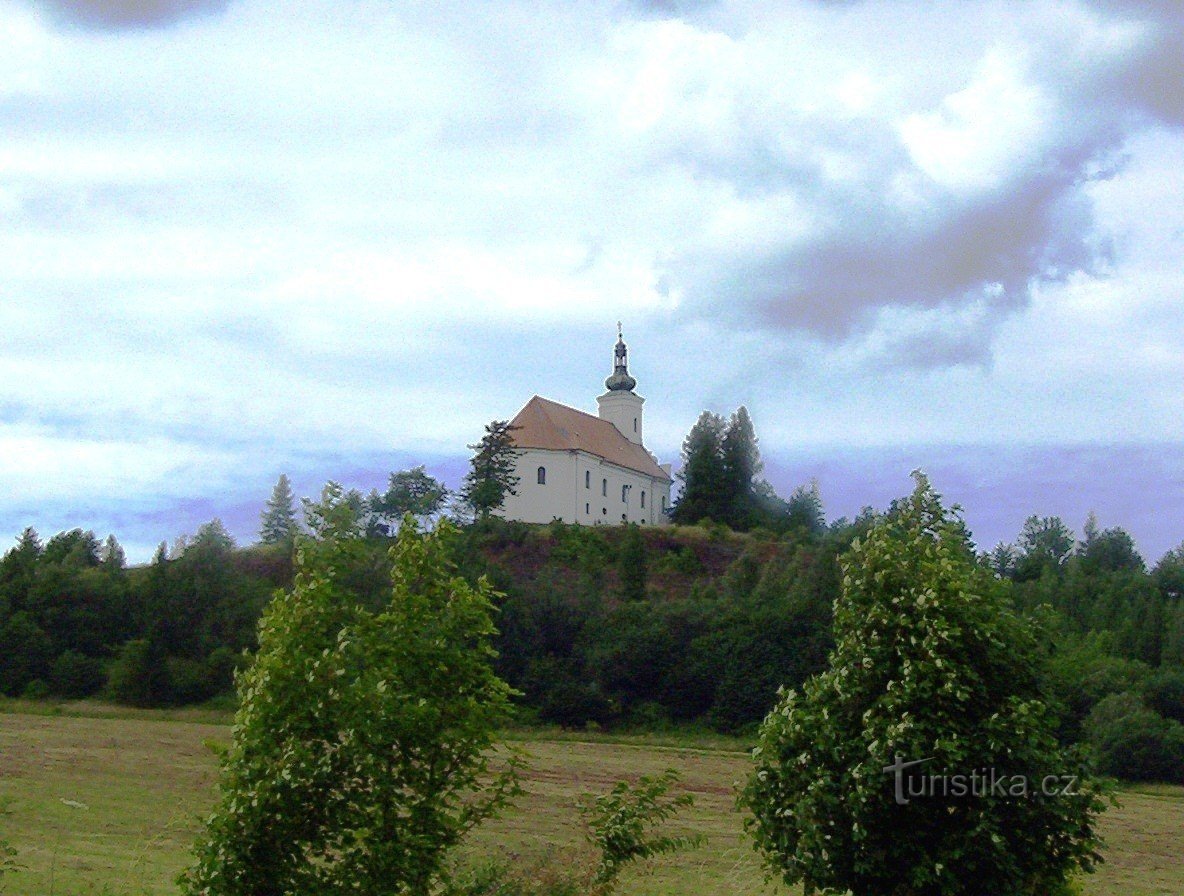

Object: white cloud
[0,0,1182,555]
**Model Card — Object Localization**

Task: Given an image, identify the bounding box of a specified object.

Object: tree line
[1,409,1182,784]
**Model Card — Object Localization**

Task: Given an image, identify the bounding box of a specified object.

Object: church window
[641,491,646,508]
[585,470,590,488]
[537,466,546,485]
[633,417,637,432]
[585,503,590,515]
[621,484,628,503]
[602,478,607,496]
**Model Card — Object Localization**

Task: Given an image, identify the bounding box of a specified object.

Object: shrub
[48,651,105,698]
[1085,692,1184,784]
[1143,664,1184,724]
[579,768,702,887]
[107,638,172,707]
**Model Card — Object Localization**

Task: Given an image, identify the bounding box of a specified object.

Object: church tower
[597,323,645,445]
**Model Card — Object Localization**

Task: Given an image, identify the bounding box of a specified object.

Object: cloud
[31,0,232,30]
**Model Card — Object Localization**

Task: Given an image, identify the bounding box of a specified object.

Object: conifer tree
[461,421,521,519]
[670,411,727,525]
[721,406,762,529]
[259,474,298,545]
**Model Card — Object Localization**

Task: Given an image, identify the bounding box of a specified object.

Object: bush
[1085,692,1184,783]
[107,638,172,707]
[1143,664,1184,724]
[19,678,49,700]
[166,657,213,705]
[48,651,105,698]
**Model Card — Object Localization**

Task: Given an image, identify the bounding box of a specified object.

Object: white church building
[496,328,673,526]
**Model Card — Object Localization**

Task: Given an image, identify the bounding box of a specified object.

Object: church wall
[497,447,580,525]
[498,448,671,526]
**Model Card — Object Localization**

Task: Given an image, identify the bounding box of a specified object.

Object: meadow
[0,703,1181,896]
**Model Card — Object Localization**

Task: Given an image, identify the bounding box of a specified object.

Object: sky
[1,0,1182,563]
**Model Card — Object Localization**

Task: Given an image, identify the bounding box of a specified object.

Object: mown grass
[0,704,1182,895]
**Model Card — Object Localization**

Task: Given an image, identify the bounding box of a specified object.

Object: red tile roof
[508,396,671,481]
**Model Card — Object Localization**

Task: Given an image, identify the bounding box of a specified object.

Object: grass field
[1,704,1182,895]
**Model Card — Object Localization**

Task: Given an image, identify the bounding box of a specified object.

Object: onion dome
[604,322,637,392]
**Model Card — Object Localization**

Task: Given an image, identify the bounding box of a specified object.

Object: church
[496,328,673,526]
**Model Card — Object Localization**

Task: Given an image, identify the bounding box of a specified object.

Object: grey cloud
[34,0,232,30]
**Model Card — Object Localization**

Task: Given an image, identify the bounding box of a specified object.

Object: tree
[743,474,1106,896]
[100,534,126,572]
[720,406,762,529]
[461,420,521,519]
[259,474,298,545]
[369,466,449,534]
[180,517,520,896]
[670,411,726,525]
[783,481,825,535]
[1015,515,1076,581]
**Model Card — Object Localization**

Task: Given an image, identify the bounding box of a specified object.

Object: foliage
[670,411,727,526]
[259,473,298,545]
[108,637,172,707]
[618,524,647,601]
[1143,664,1184,724]
[48,650,105,698]
[180,517,520,896]
[743,474,1107,896]
[462,420,521,519]
[1015,515,1076,581]
[720,406,762,529]
[1084,692,1184,784]
[369,466,449,533]
[0,612,52,697]
[579,768,702,887]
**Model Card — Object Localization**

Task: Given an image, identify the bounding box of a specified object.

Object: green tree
[618,523,648,602]
[180,517,520,896]
[100,534,126,572]
[259,474,298,545]
[0,611,52,696]
[670,411,726,525]
[1015,515,1076,581]
[743,474,1106,896]
[720,406,762,529]
[369,466,449,534]
[783,481,825,535]
[1084,692,1184,784]
[461,420,521,519]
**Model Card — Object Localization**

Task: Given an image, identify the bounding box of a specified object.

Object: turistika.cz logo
[882,755,1080,806]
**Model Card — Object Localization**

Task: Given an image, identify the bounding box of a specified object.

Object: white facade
[499,447,672,526]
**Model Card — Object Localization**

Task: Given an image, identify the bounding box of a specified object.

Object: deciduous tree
[743,474,1106,896]
[180,517,520,896]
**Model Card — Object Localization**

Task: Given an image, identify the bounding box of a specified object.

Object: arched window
[621,484,628,503]
[602,478,607,496]
[585,470,590,488]
[641,491,646,508]
[633,417,638,432]
[661,495,667,511]
[537,466,546,485]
